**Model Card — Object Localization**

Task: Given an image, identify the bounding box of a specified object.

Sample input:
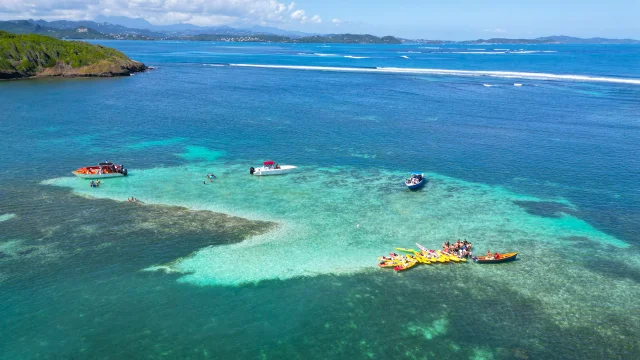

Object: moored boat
[405,172,426,190]
[72,161,128,179]
[250,160,297,176]
[475,252,518,263]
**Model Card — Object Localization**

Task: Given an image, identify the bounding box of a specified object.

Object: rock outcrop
[0,31,147,80]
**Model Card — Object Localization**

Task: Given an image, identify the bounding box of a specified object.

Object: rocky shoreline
[0,59,147,80]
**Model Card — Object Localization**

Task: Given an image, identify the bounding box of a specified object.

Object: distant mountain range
[0,19,400,43]
[0,19,638,44]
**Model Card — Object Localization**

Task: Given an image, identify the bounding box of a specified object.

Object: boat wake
[228,64,640,85]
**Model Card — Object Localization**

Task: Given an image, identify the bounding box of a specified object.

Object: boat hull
[406,179,426,190]
[252,165,297,176]
[72,172,126,179]
[475,252,518,263]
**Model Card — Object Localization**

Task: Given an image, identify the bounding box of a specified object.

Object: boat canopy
[263,160,275,165]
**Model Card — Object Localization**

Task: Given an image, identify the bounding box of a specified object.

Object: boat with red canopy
[250,160,297,176]
[72,161,128,179]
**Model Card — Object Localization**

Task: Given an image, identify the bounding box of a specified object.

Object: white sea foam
[514,83,523,87]
[450,51,506,54]
[203,64,225,67]
[483,84,496,87]
[344,55,369,59]
[313,53,338,57]
[400,55,410,59]
[229,64,640,85]
[0,213,16,222]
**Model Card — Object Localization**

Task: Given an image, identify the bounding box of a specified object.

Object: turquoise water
[1,42,639,359]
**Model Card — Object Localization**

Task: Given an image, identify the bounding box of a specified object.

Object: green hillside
[0,31,146,79]
[0,20,113,39]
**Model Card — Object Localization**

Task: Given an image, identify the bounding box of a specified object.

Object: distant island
[0,31,146,80]
[411,36,640,45]
[0,19,638,45]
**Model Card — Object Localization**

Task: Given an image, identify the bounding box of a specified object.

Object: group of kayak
[378,243,468,271]
[379,242,517,271]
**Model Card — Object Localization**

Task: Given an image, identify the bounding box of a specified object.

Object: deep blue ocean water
[1,42,639,359]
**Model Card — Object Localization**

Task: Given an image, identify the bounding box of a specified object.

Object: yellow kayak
[414,253,431,264]
[395,247,418,253]
[436,251,453,262]
[378,261,398,268]
[394,260,417,271]
[444,252,467,262]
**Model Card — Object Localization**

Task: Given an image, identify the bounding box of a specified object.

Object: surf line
[229,64,640,85]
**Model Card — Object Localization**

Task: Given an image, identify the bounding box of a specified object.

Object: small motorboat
[250,160,297,176]
[405,172,426,190]
[475,252,518,263]
[72,161,128,179]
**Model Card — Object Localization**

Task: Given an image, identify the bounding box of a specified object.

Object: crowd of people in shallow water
[89,180,100,188]
[442,239,473,258]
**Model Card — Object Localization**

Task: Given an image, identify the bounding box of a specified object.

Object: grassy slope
[0,31,144,79]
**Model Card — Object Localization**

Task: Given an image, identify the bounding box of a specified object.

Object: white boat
[72,161,128,179]
[250,160,297,176]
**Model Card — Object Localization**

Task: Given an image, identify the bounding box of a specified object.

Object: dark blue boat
[405,172,426,190]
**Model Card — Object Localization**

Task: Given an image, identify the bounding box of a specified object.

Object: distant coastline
[1,19,638,45]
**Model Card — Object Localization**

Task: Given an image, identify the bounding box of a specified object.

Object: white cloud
[332,18,341,26]
[0,0,324,27]
[288,9,321,24]
[290,9,305,20]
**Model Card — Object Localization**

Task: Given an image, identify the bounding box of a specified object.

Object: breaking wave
[228,64,640,85]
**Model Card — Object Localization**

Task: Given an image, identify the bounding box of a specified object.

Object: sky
[0,0,639,39]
